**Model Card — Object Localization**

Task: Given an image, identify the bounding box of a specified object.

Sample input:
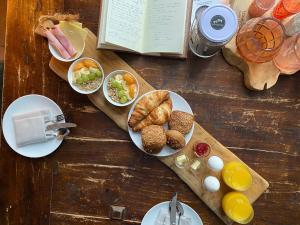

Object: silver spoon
[56,128,70,140]
[46,128,70,140]
[177,201,184,225]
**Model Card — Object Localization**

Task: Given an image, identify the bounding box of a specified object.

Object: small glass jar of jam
[193,142,211,158]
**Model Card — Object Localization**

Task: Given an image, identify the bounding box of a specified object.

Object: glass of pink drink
[248,0,275,18]
[273,33,300,74]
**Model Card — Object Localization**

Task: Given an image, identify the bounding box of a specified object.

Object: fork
[45,114,65,123]
[177,201,184,225]
[168,200,184,225]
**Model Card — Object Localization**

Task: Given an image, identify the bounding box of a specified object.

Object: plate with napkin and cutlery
[141,193,203,225]
[2,94,76,158]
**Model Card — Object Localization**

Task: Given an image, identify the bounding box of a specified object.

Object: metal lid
[199,4,238,43]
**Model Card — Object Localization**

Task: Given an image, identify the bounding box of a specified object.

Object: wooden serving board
[49,29,269,224]
[223,0,296,91]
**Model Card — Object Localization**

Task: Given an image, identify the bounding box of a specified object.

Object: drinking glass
[273,0,300,20]
[248,0,275,18]
[236,17,285,63]
[273,33,300,74]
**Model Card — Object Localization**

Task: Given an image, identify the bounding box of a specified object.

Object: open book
[97,0,192,58]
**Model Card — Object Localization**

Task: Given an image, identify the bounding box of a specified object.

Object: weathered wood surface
[0,1,299,225]
[0,0,6,62]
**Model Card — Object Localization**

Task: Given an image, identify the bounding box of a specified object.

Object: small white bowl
[67,57,104,94]
[103,70,139,107]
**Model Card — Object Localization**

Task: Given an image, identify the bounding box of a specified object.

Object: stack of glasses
[190,0,300,75]
[240,0,300,74]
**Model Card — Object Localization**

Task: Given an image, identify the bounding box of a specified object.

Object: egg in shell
[204,176,220,192]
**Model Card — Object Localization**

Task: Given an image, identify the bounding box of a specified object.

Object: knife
[170,192,177,225]
[46,122,77,131]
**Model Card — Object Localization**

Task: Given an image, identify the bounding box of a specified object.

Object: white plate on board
[2,94,65,158]
[141,201,203,225]
[128,90,194,157]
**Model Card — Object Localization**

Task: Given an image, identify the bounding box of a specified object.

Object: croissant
[133,98,173,132]
[128,90,169,128]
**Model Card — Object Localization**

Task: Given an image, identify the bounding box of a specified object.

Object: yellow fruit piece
[123,73,136,85]
[222,162,252,191]
[129,84,136,98]
[73,62,85,72]
[83,60,98,68]
[222,192,254,224]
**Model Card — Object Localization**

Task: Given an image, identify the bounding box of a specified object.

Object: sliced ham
[51,25,77,57]
[45,30,71,59]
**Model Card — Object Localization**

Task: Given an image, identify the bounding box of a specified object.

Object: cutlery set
[169,193,184,225]
[45,114,76,140]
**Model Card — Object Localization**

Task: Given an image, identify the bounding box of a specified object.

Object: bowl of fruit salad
[103,70,139,107]
[68,57,104,94]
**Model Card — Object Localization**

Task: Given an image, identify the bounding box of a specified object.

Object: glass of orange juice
[222,162,252,191]
[222,192,254,224]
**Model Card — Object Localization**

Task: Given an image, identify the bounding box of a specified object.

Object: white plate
[141,201,203,225]
[128,90,194,157]
[48,24,85,62]
[2,94,65,158]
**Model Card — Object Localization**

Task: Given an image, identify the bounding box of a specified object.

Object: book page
[105,0,146,52]
[98,0,109,47]
[142,0,188,53]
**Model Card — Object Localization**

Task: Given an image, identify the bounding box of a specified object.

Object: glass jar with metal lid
[189,4,238,58]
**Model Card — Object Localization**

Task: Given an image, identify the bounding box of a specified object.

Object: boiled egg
[208,156,224,172]
[204,176,220,192]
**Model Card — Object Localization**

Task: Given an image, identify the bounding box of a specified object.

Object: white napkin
[154,208,192,225]
[12,109,52,147]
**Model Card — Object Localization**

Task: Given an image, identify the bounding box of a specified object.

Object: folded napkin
[154,208,192,225]
[13,109,52,147]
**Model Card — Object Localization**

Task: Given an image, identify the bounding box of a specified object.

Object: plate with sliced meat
[128,90,194,157]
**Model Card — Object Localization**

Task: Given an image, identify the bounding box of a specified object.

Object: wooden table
[0,0,6,62]
[0,1,299,225]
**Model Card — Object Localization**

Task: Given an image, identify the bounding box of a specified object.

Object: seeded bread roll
[141,125,166,154]
[166,130,185,149]
[168,111,194,135]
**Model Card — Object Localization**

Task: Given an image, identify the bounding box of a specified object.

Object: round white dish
[48,25,85,62]
[49,42,85,62]
[103,70,139,107]
[128,90,194,157]
[2,94,65,158]
[141,201,203,225]
[67,57,104,94]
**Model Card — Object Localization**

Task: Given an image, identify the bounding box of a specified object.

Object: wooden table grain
[0,0,6,62]
[0,1,299,225]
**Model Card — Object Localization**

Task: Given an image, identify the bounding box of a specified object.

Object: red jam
[194,142,210,157]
